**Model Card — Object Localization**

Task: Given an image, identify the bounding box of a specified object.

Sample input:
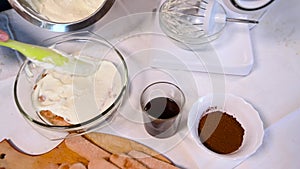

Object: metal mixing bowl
[8,0,115,32]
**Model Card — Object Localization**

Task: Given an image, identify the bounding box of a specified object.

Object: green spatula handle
[0,39,68,66]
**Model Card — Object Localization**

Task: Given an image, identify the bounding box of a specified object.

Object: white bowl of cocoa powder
[187,93,264,160]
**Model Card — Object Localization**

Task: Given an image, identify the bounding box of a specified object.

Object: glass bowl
[158,0,226,50]
[8,0,115,32]
[187,93,264,160]
[14,31,128,140]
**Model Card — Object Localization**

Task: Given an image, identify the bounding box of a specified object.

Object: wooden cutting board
[0,132,172,169]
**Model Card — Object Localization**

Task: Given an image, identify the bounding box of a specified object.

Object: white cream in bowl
[32,60,122,124]
[28,0,105,22]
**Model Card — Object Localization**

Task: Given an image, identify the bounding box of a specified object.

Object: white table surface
[0,0,300,168]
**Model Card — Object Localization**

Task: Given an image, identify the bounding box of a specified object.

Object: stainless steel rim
[9,0,115,32]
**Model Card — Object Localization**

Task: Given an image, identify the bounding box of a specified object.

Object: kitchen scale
[151,0,276,76]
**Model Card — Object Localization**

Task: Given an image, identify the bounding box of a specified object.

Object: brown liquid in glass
[143,97,180,138]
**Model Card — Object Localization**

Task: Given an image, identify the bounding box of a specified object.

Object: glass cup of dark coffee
[140,81,185,138]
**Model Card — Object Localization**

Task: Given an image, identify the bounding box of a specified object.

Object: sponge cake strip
[128,150,179,169]
[109,154,149,169]
[65,135,110,161]
[88,158,119,169]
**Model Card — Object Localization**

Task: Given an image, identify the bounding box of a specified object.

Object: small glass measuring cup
[140,81,185,138]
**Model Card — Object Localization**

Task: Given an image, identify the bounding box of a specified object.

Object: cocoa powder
[198,111,244,154]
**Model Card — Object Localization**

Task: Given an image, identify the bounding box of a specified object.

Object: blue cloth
[0,13,15,39]
[0,13,24,80]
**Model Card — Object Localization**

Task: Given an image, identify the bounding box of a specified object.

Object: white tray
[150,13,254,76]
[95,7,254,76]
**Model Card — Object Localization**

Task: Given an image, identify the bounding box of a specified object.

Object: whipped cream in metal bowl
[27,0,105,22]
[32,60,122,125]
